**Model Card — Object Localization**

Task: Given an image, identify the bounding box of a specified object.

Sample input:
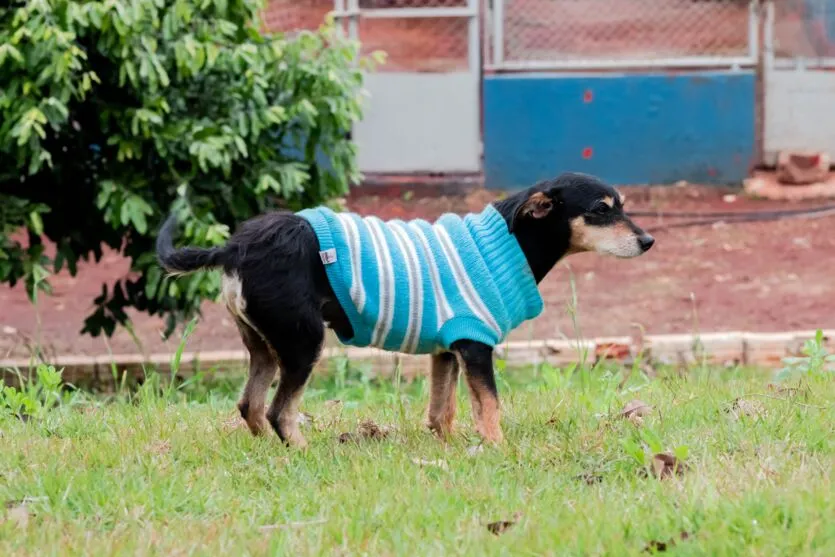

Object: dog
[156,172,654,446]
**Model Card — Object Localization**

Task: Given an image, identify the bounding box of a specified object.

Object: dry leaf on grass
[3,504,30,530]
[466,444,485,457]
[308,400,344,432]
[651,453,689,480]
[221,415,245,433]
[337,432,355,444]
[297,412,314,427]
[411,458,449,471]
[338,419,394,443]
[767,384,806,398]
[643,531,691,553]
[147,440,171,455]
[595,342,631,362]
[259,518,328,531]
[575,472,603,485]
[622,399,652,418]
[357,419,393,439]
[621,399,652,425]
[726,398,766,420]
[486,512,522,536]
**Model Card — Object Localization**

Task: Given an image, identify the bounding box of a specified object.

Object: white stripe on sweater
[434,224,502,339]
[364,217,387,347]
[390,222,423,353]
[336,214,366,313]
[409,222,454,328]
[366,218,396,348]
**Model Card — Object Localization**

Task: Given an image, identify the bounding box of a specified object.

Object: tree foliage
[0,0,371,337]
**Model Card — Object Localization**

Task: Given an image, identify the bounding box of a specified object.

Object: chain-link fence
[486,0,758,70]
[768,0,835,64]
[350,1,475,72]
[262,0,332,34]
[262,1,473,72]
[356,16,471,72]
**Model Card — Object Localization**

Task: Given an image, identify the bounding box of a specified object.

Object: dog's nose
[638,234,655,252]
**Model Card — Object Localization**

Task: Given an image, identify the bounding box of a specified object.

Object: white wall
[353,72,481,173]
[765,68,835,166]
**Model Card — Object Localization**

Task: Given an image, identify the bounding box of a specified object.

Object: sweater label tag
[319,248,337,265]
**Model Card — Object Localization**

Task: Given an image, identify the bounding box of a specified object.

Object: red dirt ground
[2,185,834,360]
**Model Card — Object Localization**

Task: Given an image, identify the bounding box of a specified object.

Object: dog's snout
[638,234,655,252]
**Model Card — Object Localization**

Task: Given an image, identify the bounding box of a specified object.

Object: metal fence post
[492,0,504,68]
[346,0,359,42]
[748,0,760,62]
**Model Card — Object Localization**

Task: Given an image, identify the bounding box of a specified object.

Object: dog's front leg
[451,340,503,444]
[427,352,460,438]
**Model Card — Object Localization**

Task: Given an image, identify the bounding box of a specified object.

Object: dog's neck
[492,199,571,284]
[512,224,571,283]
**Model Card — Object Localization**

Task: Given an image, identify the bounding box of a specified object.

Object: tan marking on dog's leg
[224,274,278,436]
[465,380,503,444]
[235,322,277,436]
[222,273,258,332]
[427,353,460,438]
[458,354,503,444]
[239,349,277,436]
[267,373,310,448]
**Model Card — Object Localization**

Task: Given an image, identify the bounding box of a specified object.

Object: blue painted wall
[483,71,756,189]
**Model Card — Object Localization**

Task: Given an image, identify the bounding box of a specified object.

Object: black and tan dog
[156,172,654,446]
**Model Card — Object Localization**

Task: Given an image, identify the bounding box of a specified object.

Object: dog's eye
[592,203,610,215]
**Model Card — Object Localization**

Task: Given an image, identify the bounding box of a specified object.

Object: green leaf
[122,196,154,234]
[0,43,25,66]
[145,265,162,298]
[673,445,690,461]
[621,438,646,466]
[29,211,44,235]
[640,428,664,455]
[233,136,248,157]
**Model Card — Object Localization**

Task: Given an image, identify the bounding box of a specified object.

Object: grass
[1,359,834,556]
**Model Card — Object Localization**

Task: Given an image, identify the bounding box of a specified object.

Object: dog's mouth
[569,218,654,258]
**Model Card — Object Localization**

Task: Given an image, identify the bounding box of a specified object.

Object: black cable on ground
[643,205,835,233]
[630,203,835,220]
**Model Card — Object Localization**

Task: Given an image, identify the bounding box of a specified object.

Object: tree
[0,0,372,338]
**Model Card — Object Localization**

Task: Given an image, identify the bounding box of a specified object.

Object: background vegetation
[0,0,369,337]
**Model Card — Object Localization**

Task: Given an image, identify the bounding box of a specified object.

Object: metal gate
[335,1,481,174]
[764,0,835,164]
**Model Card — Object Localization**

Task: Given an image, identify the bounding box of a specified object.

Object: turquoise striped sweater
[298,205,543,354]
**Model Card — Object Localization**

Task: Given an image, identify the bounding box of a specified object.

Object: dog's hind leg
[222,273,278,435]
[426,352,460,438]
[235,320,278,436]
[263,317,325,448]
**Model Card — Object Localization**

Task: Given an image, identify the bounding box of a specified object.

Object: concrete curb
[2,330,832,387]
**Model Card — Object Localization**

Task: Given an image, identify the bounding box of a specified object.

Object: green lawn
[1,360,834,555]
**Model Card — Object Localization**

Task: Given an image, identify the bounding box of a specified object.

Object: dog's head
[504,172,654,258]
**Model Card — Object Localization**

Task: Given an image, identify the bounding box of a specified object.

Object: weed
[776,329,835,382]
[0,364,65,421]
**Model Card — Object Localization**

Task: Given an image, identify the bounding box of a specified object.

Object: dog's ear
[509,191,556,232]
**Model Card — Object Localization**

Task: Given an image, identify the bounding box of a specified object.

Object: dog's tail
[156,213,229,275]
